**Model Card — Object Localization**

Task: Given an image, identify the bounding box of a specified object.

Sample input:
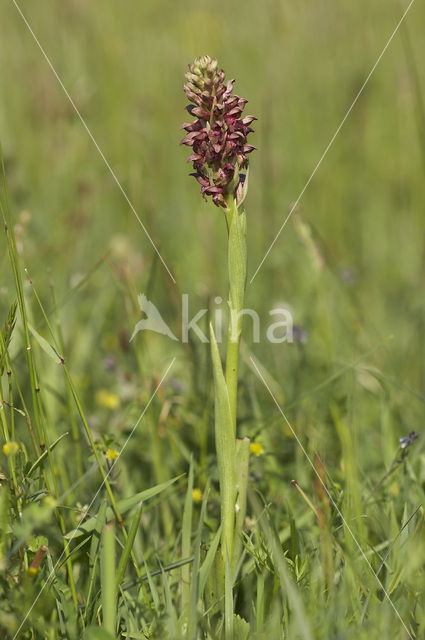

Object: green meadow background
[0,0,425,638]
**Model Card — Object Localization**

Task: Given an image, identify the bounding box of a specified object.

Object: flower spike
[181,55,256,208]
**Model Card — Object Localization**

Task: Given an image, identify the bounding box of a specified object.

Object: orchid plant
[181,55,256,633]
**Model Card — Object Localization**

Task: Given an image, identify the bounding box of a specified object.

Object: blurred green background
[0,0,424,496]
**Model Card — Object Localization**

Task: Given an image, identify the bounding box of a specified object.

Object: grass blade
[115,503,143,592]
[101,522,116,635]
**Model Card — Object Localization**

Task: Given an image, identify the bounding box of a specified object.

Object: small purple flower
[292,325,308,345]
[399,431,418,450]
[181,55,256,209]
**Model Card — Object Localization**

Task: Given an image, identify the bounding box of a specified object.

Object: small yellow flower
[192,488,203,503]
[95,390,120,409]
[105,448,119,462]
[3,441,19,456]
[27,566,39,577]
[249,442,264,457]
[390,483,400,497]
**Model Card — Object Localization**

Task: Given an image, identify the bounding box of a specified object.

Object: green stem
[224,199,247,433]
[210,194,249,634]
[232,436,250,575]
[210,325,236,562]
[220,197,248,563]
[224,331,240,433]
[101,521,116,634]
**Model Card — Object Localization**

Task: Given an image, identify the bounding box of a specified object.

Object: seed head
[181,55,256,208]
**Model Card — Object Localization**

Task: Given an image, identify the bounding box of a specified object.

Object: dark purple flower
[181,55,256,209]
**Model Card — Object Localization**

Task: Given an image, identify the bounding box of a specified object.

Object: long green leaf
[210,323,236,560]
[27,432,69,477]
[101,522,116,634]
[28,323,63,363]
[65,475,183,538]
[232,437,250,576]
[181,457,194,616]
[224,547,234,640]
[187,485,209,640]
[85,500,108,615]
[115,502,143,592]
[199,524,222,600]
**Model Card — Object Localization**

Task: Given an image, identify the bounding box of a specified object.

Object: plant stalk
[225,198,247,433]
[212,197,248,568]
